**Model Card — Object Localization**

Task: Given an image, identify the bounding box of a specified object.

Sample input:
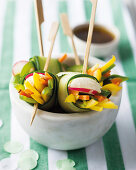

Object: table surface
[0,0,136,170]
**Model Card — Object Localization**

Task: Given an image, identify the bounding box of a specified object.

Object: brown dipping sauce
[73,24,115,44]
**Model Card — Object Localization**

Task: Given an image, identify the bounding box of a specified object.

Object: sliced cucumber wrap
[103,74,128,85]
[20,61,35,77]
[65,65,90,73]
[66,65,83,72]
[30,56,62,74]
[14,56,62,86]
[38,72,58,111]
[58,73,98,113]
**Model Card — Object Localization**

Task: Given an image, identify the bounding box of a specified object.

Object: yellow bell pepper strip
[33,72,45,93]
[69,90,79,100]
[101,56,116,73]
[93,69,102,81]
[24,81,41,97]
[100,81,103,86]
[90,105,103,112]
[75,95,79,100]
[31,94,44,104]
[65,94,76,103]
[85,99,98,108]
[102,83,122,95]
[97,99,118,109]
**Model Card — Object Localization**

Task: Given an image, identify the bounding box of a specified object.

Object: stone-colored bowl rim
[9,54,121,121]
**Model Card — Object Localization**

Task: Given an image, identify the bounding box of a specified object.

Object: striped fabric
[0,0,136,169]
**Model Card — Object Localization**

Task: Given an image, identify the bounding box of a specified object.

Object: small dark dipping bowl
[73,23,115,44]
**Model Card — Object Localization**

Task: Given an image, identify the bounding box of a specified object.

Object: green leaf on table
[4,141,23,154]
[20,149,39,161]
[18,156,37,170]
[0,157,18,170]
[56,159,76,170]
[60,168,76,170]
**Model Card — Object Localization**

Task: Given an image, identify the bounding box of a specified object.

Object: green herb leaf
[56,159,76,170]
[18,157,37,170]
[4,141,23,154]
[20,150,39,161]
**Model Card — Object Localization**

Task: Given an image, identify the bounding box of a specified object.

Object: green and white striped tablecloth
[0,0,136,169]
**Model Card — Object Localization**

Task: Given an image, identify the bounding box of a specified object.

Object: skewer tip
[30,103,38,126]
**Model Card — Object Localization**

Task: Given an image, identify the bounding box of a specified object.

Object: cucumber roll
[19,72,58,111]
[29,56,62,74]
[58,73,102,113]
[12,56,61,111]
[58,72,120,113]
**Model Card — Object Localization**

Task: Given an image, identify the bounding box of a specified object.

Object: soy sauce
[73,24,115,44]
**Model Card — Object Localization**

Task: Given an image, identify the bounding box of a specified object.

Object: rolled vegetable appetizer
[20,72,58,111]
[12,56,61,111]
[58,72,118,113]
[58,73,103,112]
[58,56,128,113]
[13,71,58,111]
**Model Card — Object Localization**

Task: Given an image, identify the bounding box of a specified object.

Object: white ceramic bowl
[9,55,121,150]
[72,23,120,58]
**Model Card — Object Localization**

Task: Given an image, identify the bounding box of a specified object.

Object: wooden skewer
[30,0,44,126]
[31,22,59,125]
[44,22,59,71]
[60,13,80,65]
[31,103,38,126]
[82,0,98,74]
[34,0,44,56]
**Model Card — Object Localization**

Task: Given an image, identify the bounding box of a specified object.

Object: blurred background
[0,0,135,59]
[0,0,136,62]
